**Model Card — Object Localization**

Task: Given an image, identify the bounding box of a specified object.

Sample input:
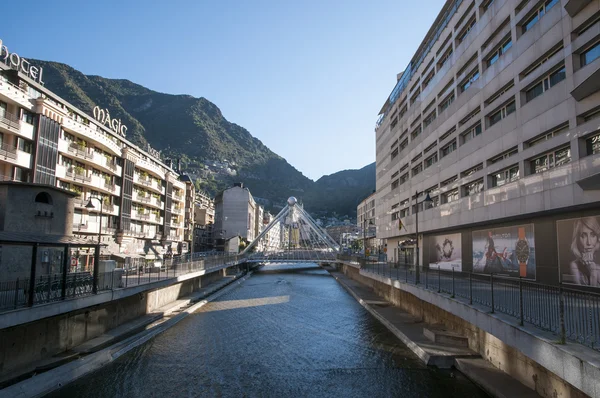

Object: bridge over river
[47,262,486,398]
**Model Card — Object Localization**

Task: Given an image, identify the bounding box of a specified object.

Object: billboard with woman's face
[472,224,536,279]
[557,216,600,287]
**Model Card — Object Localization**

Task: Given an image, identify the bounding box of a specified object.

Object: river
[48,263,486,397]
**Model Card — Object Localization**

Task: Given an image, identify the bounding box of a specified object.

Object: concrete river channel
[48,263,487,397]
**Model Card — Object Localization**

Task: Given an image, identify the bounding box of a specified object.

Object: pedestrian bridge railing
[0,253,247,313]
[340,257,600,353]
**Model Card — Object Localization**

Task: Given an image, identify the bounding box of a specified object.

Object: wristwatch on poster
[515,227,530,277]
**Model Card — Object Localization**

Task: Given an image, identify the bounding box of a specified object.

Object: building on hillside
[357,192,379,254]
[193,191,215,252]
[374,0,600,286]
[0,44,194,263]
[214,183,257,250]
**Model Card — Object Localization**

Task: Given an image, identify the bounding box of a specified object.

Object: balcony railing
[68,143,93,159]
[0,143,18,160]
[66,169,91,182]
[136,213,150,220]
[0,111,20,132]
[104,182,116,192]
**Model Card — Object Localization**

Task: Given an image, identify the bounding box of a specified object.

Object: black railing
[0,253,246,313]
[342,258,600,352]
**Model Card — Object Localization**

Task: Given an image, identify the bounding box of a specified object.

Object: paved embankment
[324,265,541,398]
[0,271,254,398]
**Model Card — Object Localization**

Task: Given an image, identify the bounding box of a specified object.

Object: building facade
[375,0,600,287]
[193,190,215,251]
[214,183,258,247]
[0,48,194,261]
[357,192,378,253]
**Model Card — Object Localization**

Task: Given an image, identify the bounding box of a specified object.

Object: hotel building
[0,52,194,261]
[375,0,600,286]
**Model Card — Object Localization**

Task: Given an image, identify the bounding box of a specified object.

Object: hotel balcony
[136,158,166,180]
[0,111,20,135]
[133,174,164,194]
[133,191,152,205]
[72,197,120,216]
[0,78,33,109]
[60,113,122,155]
[171,206,183,215]
[65,168,92,183]
[67,142,94,160]
[132,212,151,222]
[172,192,184,203]
[91,152,121,175]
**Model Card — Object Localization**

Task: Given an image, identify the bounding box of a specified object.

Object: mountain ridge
[32,59,374,218]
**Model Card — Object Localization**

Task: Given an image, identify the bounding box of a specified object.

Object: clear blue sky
[2,0,444,181]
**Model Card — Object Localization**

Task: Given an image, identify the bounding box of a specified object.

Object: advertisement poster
[472,224,536,279]
[557,216,600,287]
[429,233,462,271]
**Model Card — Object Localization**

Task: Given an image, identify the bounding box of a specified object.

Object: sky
[2,0,445,181]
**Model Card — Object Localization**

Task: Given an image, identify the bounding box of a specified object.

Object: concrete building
[357,192,378,253]
[0,43,194,262]
[375,0,600,286]
[193,191,215,251]
[214,183,257,249]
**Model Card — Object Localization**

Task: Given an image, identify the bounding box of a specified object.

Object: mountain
[302,162,376,218]
[33,60,373,217]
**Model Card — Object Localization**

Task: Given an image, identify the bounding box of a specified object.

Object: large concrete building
[214,183,258,247]
[0,42,194,262]
[375,0,600,287]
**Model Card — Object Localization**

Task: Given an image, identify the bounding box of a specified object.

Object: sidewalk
[326,266,540,398]
[0,272,248,393]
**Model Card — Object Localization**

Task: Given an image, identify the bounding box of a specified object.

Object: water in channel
[48,263,487,398]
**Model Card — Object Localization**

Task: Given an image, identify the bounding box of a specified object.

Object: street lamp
[414,190,432,284]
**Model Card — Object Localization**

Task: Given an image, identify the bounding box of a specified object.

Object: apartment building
[375,0,600,287]
[357,192,378,252]
[193,190,215,251]
[0,48,194,261]
[214,183,258,247]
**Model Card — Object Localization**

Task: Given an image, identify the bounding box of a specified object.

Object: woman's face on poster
[579,224,599,253]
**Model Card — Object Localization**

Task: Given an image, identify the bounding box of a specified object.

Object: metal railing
[0,142,18,160]
[342,258,600,352]
[0,253,247,313]
[0,111,20,131]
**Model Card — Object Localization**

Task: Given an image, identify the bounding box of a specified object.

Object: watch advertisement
[472,224,536,279]
[429,233,462,271]
[557,216,600,287]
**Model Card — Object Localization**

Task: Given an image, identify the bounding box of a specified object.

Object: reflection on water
[48,263,486,398]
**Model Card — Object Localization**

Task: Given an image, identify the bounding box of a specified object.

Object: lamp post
[85,196,103,294]
[414,190,432,284]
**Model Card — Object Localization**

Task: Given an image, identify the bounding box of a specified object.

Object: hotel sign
[93,106,128,137]
[0,39,45,84]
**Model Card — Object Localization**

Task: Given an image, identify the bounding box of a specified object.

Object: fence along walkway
[339,256,600,352]
[0,253,246,313]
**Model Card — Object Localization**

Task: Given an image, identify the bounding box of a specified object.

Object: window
[411,126,422,140]
[17,138,32,154]
[489,147,518,164]
[399,173,409,184]
[464,179,484,195]
[439,127,456,142]
[459,108,481,126]
[462,163,483,177]
[391,170,399,179]
[391,179,400,190]
[461,123,482,144]
[390,139,399,150]
[531,146,571,173]
[438,48,454,69]
[441,175,458,187]
[524,66,566,103]
[410,90,421,105]
[486,36,513,67]
[440,140,457,158]
[390,116,399,129]
[391,211,399,221]
[488,100,516,126]
[423,111,437,128]
[527,123,568,147]
[581,42,600,67]
[400,207,409,218]
[442,189,459,204]
[391,147,399,160]
[586,132,600,155]
[458,16,477,43]
[14,166,30,182]
[521,42,563,78]
[422,70,435,89]
[412,163,423,177]
[412,153,422,163]
[482,0,495,13]
[425,153,438,169]
[21,110,34,124]
[491,165,519,187]
[424,142,437,154]
[460,69,480,93]
[522,0,559,33]
[485,81,514,106]
[399,138,408,150]
[439,93,455,112]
